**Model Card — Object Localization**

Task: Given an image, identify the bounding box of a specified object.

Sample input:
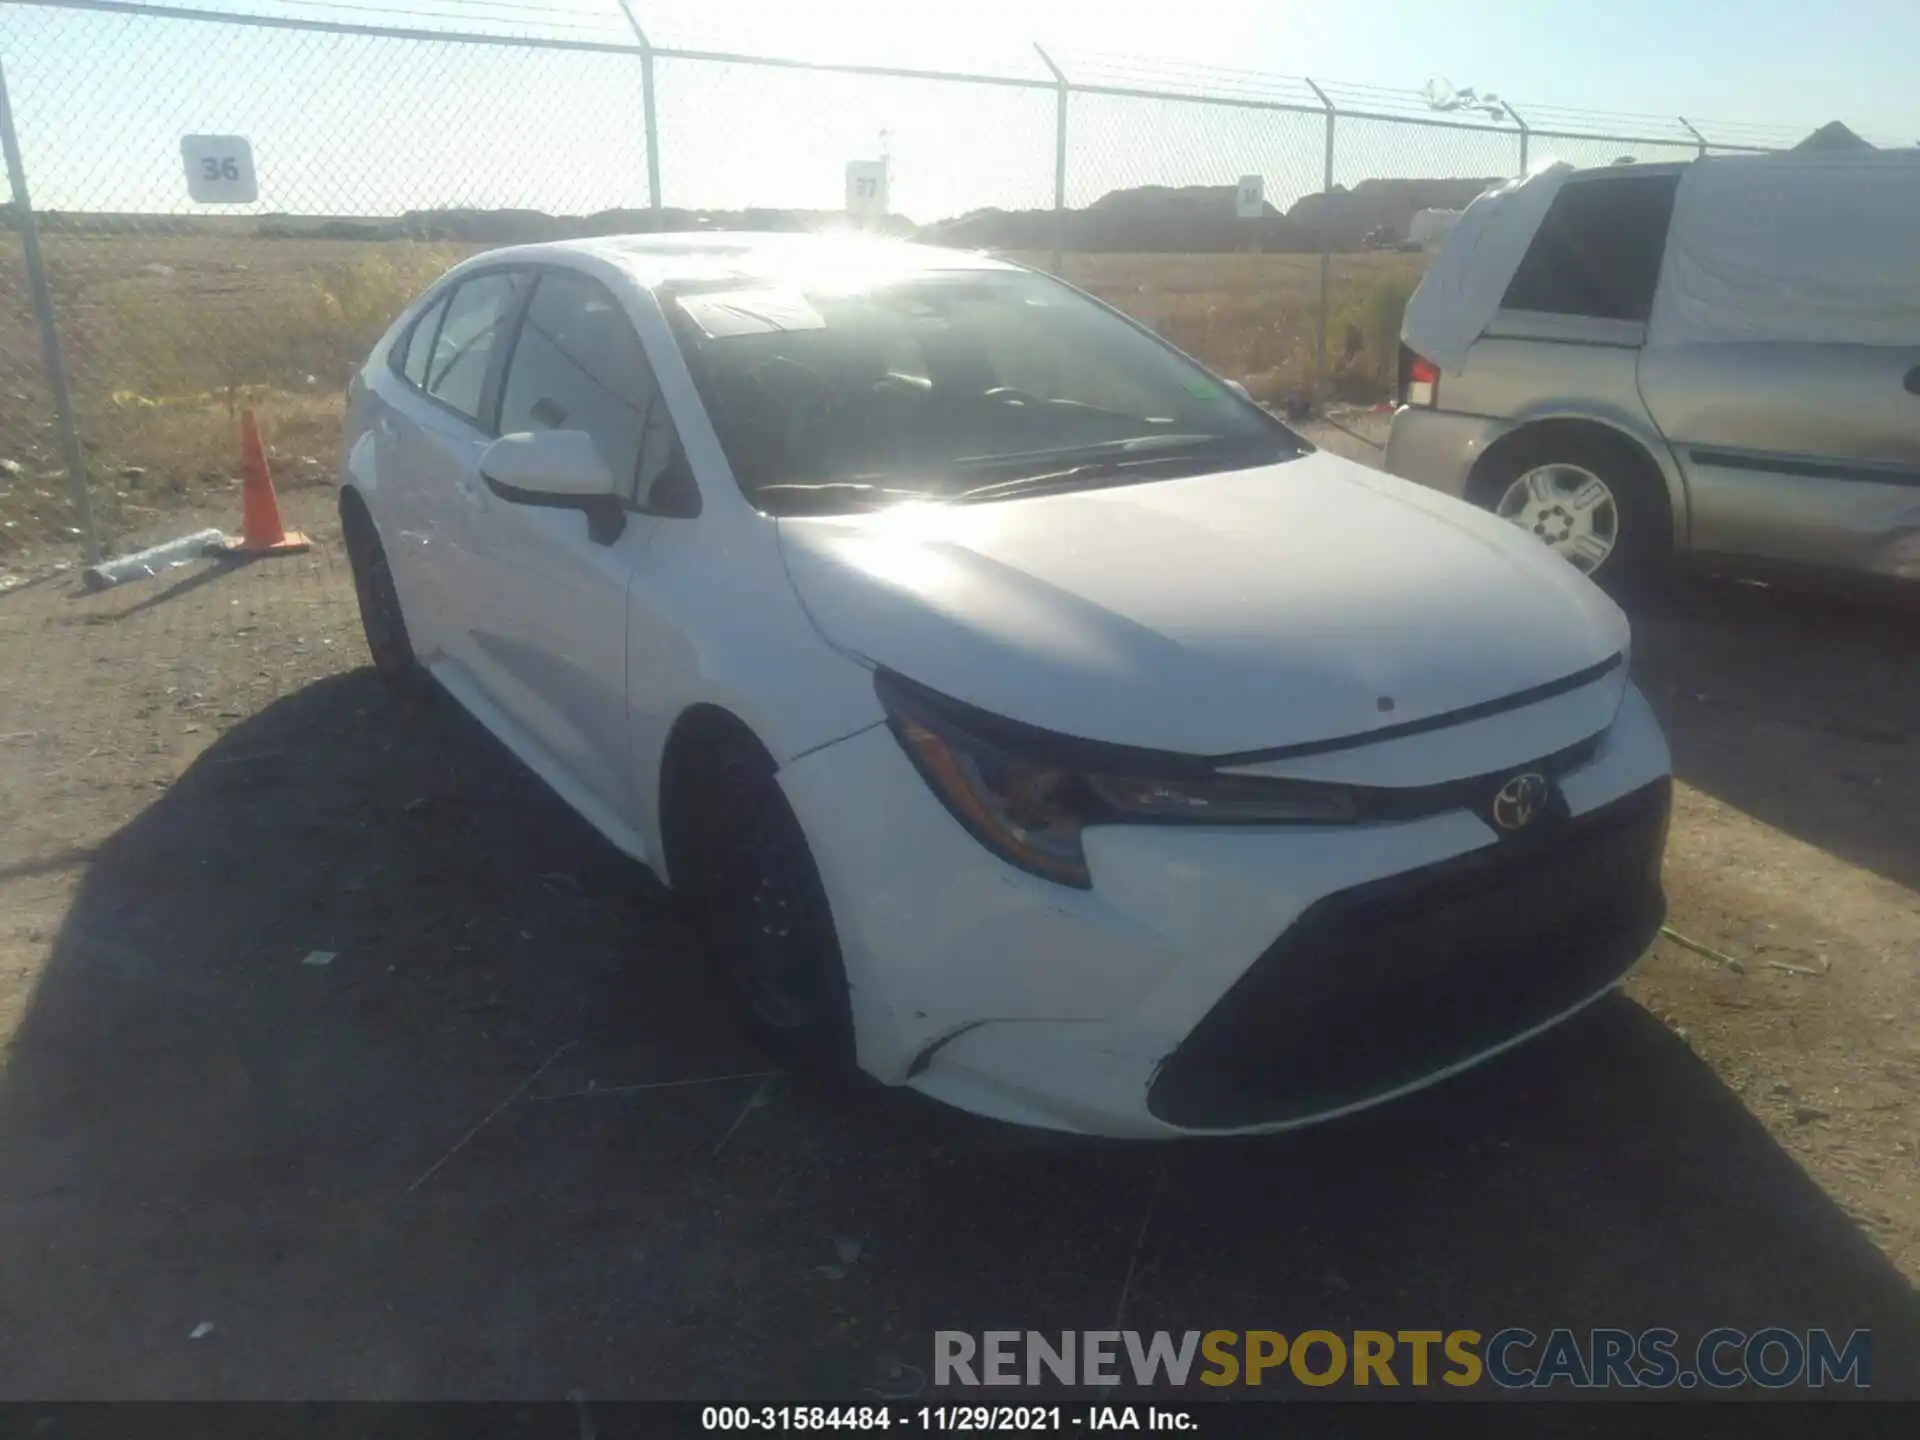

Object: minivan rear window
[1501,172,1681,322]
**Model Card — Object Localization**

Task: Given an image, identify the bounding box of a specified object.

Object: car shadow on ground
[0,668,1914,1402]
[1622,573,1918,891]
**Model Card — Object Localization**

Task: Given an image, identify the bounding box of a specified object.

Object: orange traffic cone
[216,408,310,557]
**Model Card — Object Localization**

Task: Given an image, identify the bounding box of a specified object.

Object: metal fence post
[1035,44,1068,276]
[1304,79,1335,406]
[616,1,663,210]
[0,54,100,563]
[1678,116,1708,158]
[1507,101,1531,174]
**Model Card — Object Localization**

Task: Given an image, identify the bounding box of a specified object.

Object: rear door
[363,289,451,655]
[1640,344,1920,572]
[1636,159,1920,576]
[393,268,531,674]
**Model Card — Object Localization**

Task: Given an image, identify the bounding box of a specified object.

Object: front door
[464,267,686,829]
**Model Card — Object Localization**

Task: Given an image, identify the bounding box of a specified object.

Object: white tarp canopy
[1646,150,1920,348]
[1398,163,1573,373]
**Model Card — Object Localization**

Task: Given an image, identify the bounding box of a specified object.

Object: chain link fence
[0,0,1845,562]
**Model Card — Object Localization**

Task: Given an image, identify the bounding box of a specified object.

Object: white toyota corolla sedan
[337,232,1672,1138]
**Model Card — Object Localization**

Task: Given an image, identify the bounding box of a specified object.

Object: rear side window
[1501,173,1681,321]
[423,271,528,422]
[399,294,447,388]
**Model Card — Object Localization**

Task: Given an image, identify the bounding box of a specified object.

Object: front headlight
[876,671,1361,890]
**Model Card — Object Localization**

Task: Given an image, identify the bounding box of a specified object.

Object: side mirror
[479,430,624,543]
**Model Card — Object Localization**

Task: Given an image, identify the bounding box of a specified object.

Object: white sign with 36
[181,135,257,204]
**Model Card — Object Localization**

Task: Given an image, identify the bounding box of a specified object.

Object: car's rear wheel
[673,731,857,1078]
[1474,431,1669,592]
[340,495,423,690]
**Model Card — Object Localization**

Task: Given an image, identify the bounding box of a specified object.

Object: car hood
[775,452,1629,758]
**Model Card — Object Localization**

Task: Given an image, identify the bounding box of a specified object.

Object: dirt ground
[0,448,1915,1403]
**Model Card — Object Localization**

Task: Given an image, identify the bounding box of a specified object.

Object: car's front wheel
[340,494,423,690]
[673,730,857,1078]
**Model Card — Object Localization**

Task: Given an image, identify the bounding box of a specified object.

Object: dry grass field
[0,233,468,556]
[1046,249,1427,403]
[0,231,1424,558]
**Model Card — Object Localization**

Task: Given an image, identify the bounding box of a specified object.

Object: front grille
[1147,778,1671,1130]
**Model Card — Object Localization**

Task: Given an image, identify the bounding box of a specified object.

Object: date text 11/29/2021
[701,1407,1193,1431]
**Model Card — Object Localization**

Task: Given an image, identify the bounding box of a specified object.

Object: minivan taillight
[1398,346,1440,408]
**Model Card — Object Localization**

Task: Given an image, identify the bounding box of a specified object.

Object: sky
[0,0,1911,221]
[646,0,1917,143]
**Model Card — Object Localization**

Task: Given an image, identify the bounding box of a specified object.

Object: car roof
[471,231,1023,290]
[1564,160,1691,183]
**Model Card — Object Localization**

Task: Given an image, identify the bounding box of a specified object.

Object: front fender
[624,516,886,877]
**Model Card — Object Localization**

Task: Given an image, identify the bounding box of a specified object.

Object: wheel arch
[655,701,778,893]
[1466,413,1689,555]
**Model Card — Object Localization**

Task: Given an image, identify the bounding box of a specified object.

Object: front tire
[1475,431,1669,592]
[676,735,857,1078]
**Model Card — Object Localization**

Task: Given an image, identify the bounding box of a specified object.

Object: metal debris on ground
[1764,957,1831,977]
[710,1073,776,1160]
[532,1070,780,1102]
[188,1321,216,1340]
[301,950,337,967]
[1659,924,1747,973]
[80,528,228,593]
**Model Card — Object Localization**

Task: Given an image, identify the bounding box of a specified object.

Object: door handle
[1904,365,1920,396]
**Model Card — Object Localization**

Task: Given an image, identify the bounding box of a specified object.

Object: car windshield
[660,268,1307,515]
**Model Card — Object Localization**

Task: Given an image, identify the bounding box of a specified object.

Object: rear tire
[673,733,858,1079]
[1473,430,1670,594]
[340,494,424,692]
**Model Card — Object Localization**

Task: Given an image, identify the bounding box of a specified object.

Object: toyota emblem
[1491,772,1550,831]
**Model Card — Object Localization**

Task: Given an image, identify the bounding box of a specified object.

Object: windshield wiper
[949,433,1220,475]
[951,460,1141,505]
[753,480,929,514]
[950,437,1288,505]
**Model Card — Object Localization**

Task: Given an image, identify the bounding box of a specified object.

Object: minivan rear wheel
[1474,431,1668,591]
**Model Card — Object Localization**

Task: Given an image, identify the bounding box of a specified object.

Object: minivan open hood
[776,452,1629,760]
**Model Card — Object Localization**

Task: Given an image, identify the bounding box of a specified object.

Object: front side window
[498,270,679,504]
[662,268,1304,515]
[423,271,527,422]
[1501,173,1680,322]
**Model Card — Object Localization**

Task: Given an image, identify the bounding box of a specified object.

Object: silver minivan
[1384,153,1920,591]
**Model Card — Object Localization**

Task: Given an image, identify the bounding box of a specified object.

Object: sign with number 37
[181,135,257,203]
